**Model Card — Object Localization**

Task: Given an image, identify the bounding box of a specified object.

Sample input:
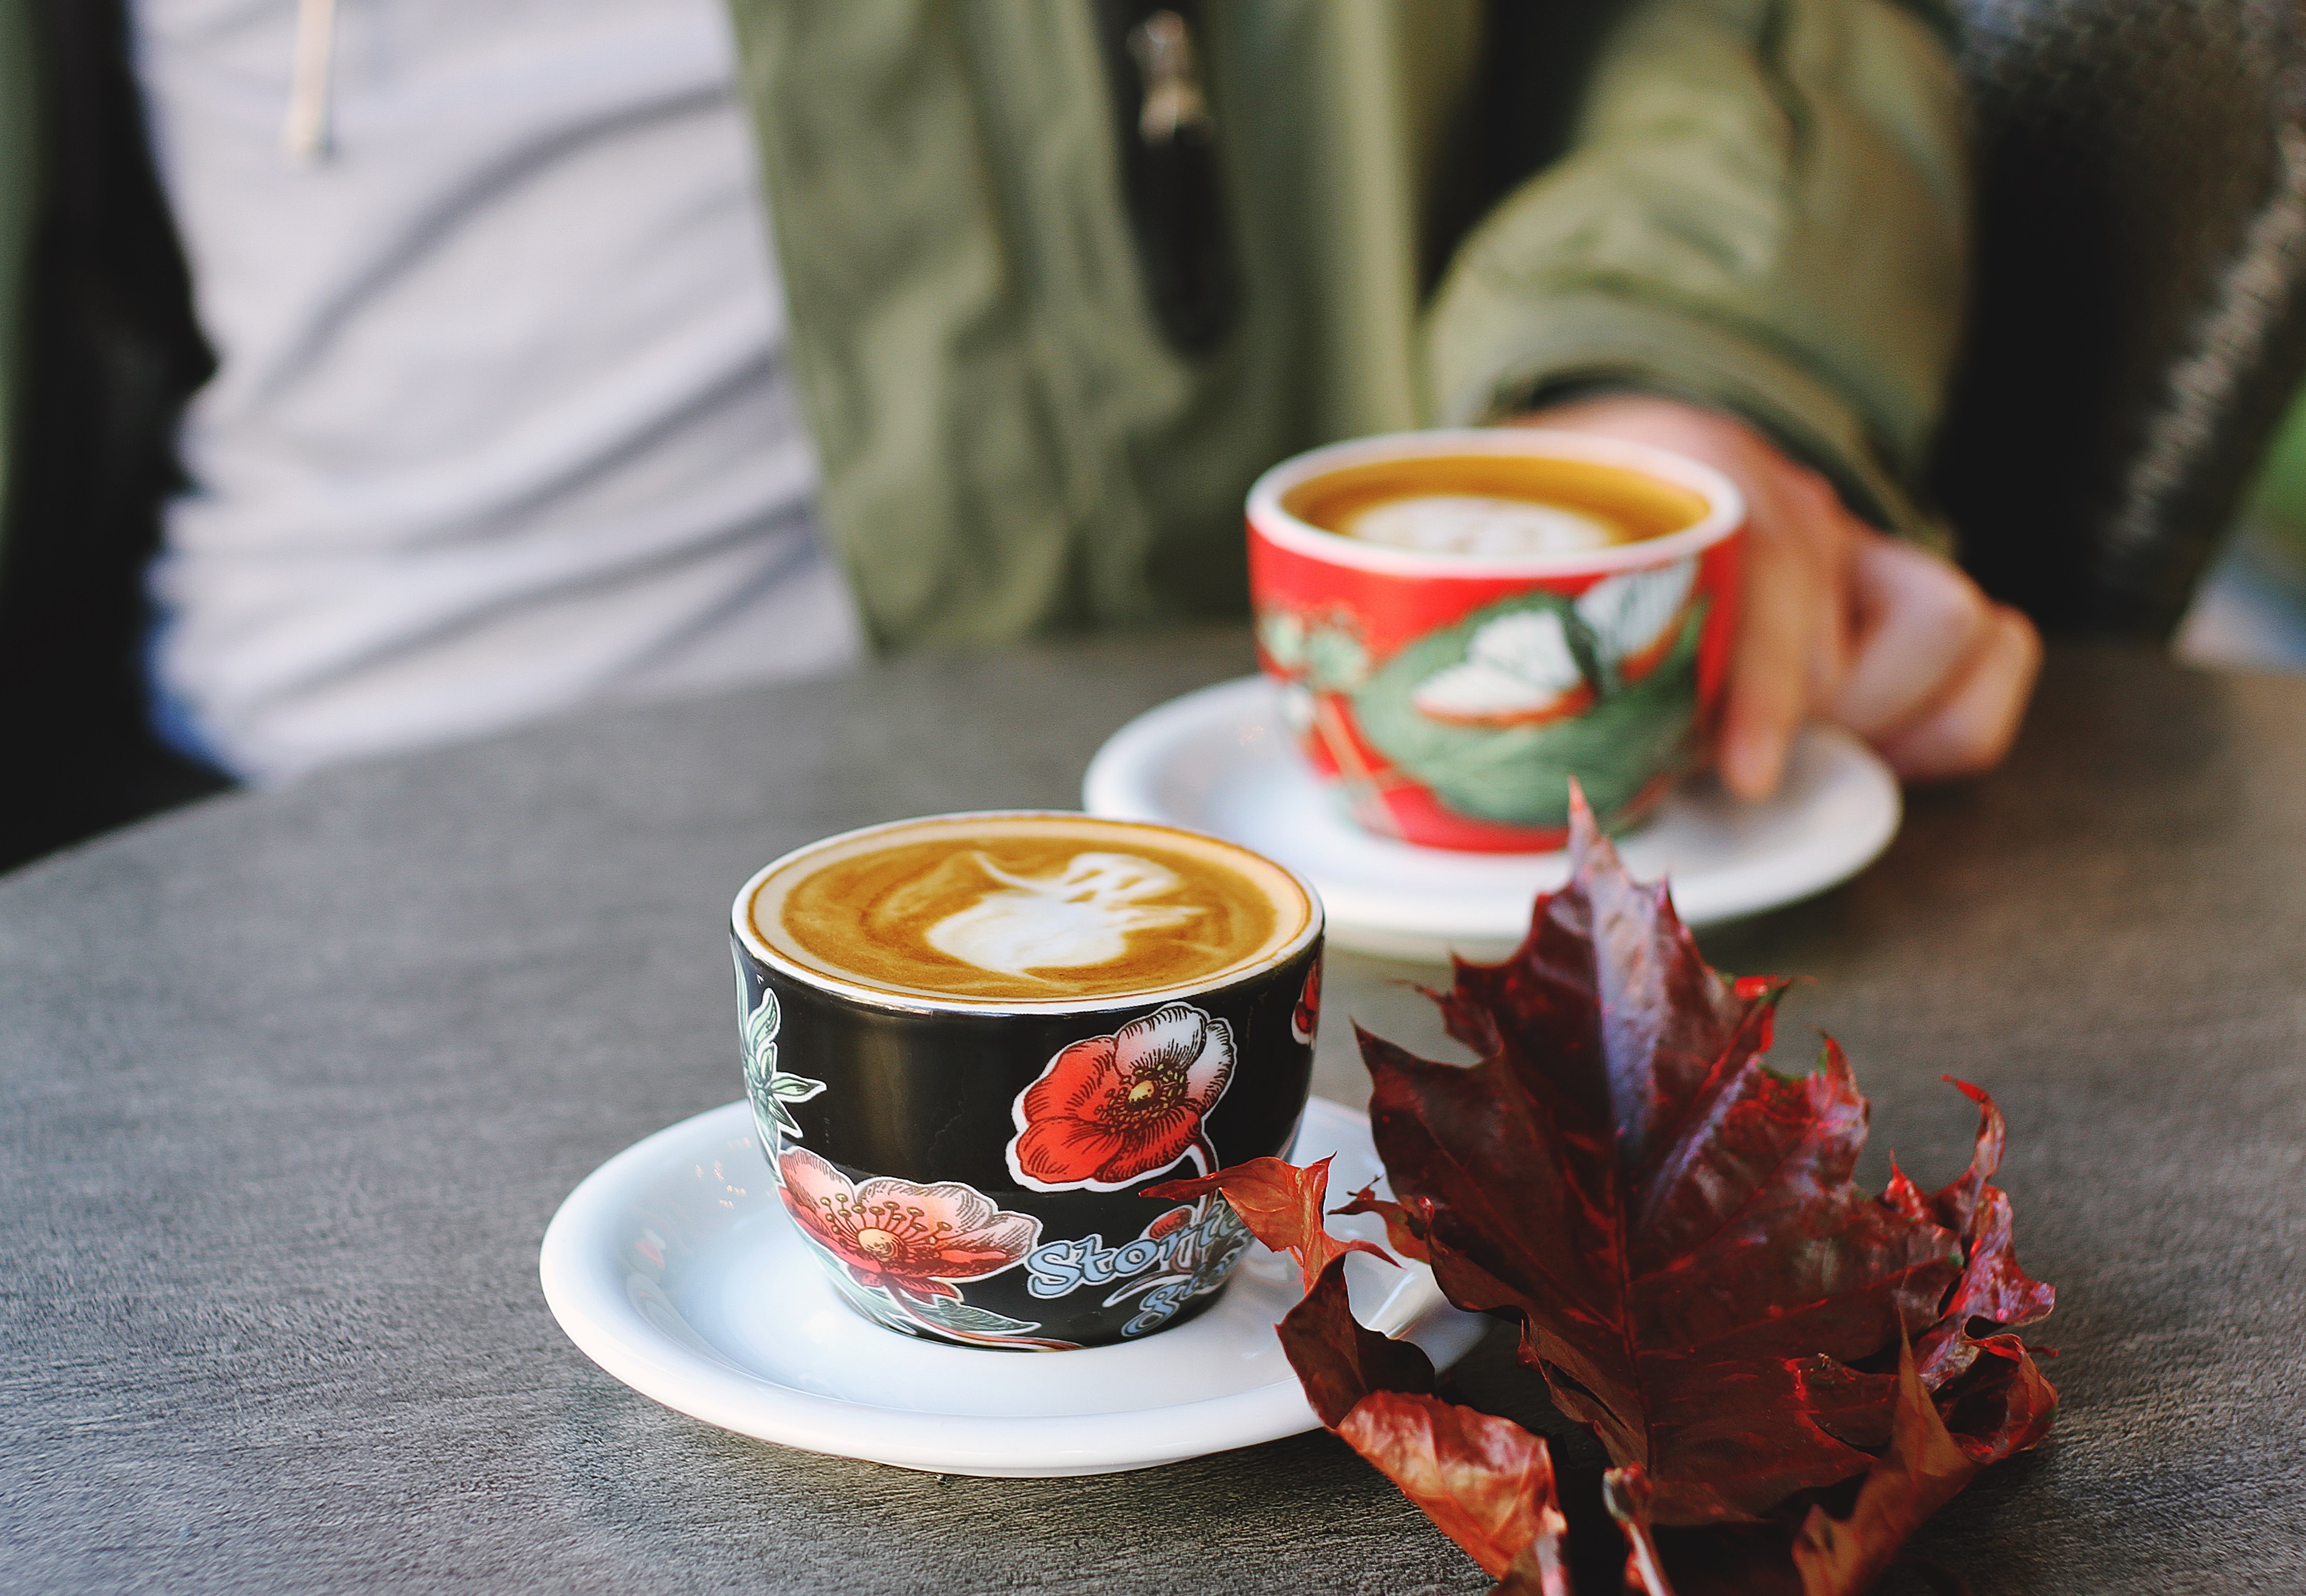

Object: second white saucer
[1082,676,1900,961]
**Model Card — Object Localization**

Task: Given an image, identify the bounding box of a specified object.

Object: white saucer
[1083,676,1900,961]
[539,1096,1485,1478]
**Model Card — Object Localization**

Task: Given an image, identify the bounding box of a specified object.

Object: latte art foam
[925,852,1202,976]
[1340,494,1621,556]
[1280,451,1706,554]
[747,815,1314,1006]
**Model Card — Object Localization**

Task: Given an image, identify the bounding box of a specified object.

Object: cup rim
[731,810,1326,1017]
[1247,426,1747,579]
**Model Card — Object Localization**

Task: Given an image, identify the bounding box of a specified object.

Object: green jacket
[0,0,1965,652]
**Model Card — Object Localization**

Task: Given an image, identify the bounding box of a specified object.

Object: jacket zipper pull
[1127,11,1212,147]
[1098,1,1242,353]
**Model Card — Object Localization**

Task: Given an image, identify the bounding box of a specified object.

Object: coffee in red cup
[1247,428,1746,851]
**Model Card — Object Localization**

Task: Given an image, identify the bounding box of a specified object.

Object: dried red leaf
[1790,1340,1980,1596]
[1192,1163,1573,1591]
[1496,1540,1578,1596]
[1603,1466,1676,1596]
[1936,1334,2058,1469]
[1902,1081,2056,1392]
[1273,1254,1437,1427]
[1145,1153,1394,1293]
[1649,1335,2050,1596]
[1338,1390,1571,1591]
[1170,786,2054,1592]
[1335,1181,1434,1263]
[1362,794,1972,1524]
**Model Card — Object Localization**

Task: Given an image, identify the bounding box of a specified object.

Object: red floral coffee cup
[1248,428,1746,851]
[731,812,1323,1351]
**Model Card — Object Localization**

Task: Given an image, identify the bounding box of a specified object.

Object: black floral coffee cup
[730,811,1324,1351]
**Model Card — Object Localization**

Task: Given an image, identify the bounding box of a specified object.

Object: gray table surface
[3,629,2301,1595]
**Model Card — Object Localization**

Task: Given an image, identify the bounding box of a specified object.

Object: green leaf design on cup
[905,1297,1050,1339]
[1353,591,1708,831]
[740,984,827,1146]
[1259,604,1370,692]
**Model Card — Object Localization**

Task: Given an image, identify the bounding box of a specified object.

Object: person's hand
[1512,395,2042,799]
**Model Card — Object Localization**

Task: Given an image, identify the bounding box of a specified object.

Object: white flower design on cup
[1411,607,1588,726]
[1407,557,1700,727]
[1576,557,1698,680]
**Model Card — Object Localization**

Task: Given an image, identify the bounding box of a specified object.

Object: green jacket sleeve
[1425,0,1969,548]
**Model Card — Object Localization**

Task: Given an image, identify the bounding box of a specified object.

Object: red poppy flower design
[1007,1001,1236,1192]
[1292,959,1322,1045]
[777,1146,1039,1303]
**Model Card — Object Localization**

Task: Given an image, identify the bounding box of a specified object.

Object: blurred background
[14,442,2300,879]
[7,0,2306,878]
[2177,399,2306,672]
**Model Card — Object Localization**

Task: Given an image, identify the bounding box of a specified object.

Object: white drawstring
[282,0,337,164]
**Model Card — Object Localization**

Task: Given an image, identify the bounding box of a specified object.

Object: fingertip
[1717,720,1787,802]
[2001,603,2046,681]
[1835,539,1997,739]
[1877,604,2044,781]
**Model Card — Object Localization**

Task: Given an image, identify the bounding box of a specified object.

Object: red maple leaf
[1895,1080,2059,1396]
[1335,1180,1434,1262]
[1338,1390,1572,1592]
[1197,790,2055,1592]
[1144,1154,1392,1293]
[1790,1329,2056,1596]
[1358,792,2057,1527]
[1272,1257,1575,1591]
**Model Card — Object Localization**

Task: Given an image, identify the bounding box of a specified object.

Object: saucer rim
[1081,675,1901,957]
[539,1097,1482,1477]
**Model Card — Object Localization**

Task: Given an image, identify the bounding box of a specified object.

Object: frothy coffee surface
[1284,452,1706,555]
[1341,494,1621,555]
[749,816,1312,1005]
